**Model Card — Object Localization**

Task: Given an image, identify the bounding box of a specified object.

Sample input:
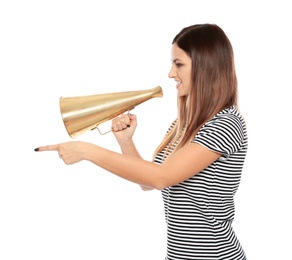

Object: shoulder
[201,106,245,135]
[193,106,247,155]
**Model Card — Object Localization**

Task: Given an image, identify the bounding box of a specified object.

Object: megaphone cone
[60,86,163,138]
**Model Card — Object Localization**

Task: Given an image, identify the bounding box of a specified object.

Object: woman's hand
[112,113,137,142]
[35,141,90,165]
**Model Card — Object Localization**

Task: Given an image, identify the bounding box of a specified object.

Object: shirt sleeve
[192,114,245,160]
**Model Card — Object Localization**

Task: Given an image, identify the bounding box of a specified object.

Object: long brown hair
[154,24,238,158]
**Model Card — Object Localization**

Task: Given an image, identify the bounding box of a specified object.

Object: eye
[175,62,183,68]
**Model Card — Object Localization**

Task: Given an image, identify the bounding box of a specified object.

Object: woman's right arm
[112,113,154,191]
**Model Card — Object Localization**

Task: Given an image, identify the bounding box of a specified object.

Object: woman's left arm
[35,141,221,190]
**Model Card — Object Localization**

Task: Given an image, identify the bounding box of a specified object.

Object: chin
[177,91,189,97]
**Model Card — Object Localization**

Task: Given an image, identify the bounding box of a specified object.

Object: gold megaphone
[60,86,163,138]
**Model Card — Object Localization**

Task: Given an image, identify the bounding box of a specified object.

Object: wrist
[82,142,98,162]
[117,137,134,147]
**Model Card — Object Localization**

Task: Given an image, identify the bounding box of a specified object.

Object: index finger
[34,144,59,152]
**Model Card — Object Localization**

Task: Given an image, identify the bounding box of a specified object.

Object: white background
[1,1,291,259]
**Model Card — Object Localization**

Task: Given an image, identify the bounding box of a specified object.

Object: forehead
[171,43,190,61]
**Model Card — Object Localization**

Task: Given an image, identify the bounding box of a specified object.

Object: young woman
[35,23,248,260]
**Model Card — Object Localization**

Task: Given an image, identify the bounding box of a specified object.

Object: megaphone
[60,86,163,138]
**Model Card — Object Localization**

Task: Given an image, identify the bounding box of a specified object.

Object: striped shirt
[154,106,247,260]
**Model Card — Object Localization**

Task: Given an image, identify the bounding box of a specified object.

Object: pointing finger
[34,144,59,152]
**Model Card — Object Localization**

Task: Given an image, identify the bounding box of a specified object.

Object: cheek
[186,73,192,89]
[185,84,192,95]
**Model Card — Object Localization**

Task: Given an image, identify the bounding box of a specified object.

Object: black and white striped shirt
[154,106,247,260]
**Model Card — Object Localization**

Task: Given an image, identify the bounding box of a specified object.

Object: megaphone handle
[94,108,135,135]
[96,127,112,135]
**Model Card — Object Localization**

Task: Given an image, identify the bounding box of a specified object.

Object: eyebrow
[172,58,183,62]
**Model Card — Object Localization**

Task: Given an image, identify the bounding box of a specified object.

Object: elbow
[140,183,166,191]
[152,179,170,190]
[139,185,154,191]
[151,167,171,190]
[154,185,165,191]
[154,184,169,190]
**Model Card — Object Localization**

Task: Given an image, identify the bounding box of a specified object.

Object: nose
[168,65,176,78]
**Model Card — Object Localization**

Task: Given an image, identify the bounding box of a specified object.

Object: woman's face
[168,43,192,97]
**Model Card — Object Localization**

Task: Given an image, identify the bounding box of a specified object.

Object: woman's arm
[35,140,221,190]
[111,113,154,191]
